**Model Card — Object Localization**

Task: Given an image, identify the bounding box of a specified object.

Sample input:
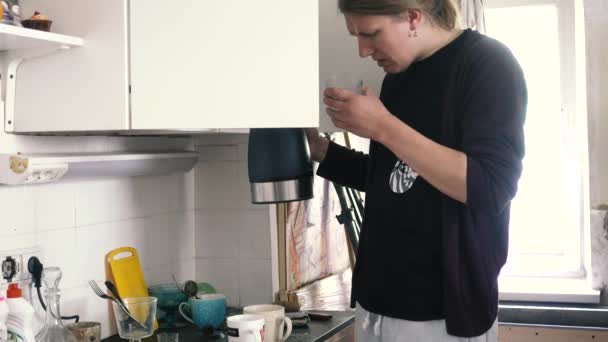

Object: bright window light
[485,4,583,277]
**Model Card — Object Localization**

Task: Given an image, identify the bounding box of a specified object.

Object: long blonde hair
[338,0,460,31]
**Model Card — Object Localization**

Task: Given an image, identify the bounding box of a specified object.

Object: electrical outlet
[0,246,41,282]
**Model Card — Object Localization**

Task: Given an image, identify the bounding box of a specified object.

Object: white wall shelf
[0,23,83,50]
[0,23,84,132]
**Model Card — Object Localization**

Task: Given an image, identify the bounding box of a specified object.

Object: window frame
[485,0,597,302]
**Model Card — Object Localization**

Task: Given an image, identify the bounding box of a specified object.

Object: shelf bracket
[4,45,72,133]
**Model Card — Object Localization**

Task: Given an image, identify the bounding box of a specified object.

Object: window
[484,0,590,282]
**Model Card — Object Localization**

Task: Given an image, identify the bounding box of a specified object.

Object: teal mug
[178,294,226,329]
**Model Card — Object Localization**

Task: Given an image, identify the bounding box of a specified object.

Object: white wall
[585,0,608,207]
[585,0,608,304]
[193,133,274,308]
[0,134,196,338]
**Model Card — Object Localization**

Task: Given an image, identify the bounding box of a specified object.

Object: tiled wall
[0,135,196,338]
[193,133,274,308]
[0,132,276,338]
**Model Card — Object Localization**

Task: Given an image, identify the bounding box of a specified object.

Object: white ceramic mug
[226,314,265,342]
[243,304,292,342]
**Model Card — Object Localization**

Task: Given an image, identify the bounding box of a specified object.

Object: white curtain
[459,0,486,33]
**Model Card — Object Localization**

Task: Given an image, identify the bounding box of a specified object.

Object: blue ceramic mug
[178,294,226,329]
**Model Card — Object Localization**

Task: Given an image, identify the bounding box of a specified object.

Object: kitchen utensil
[112,297,157,342]
[107,247,148,300]
[105,280,125,306]
[183,281,198,299]
[65,322,101,342]
[106,247,157,330]
[171,274,189,298]
[148,284,188,329]
[88,280,146,330]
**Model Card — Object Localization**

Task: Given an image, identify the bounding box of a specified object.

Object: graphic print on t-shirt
[389,160,418,193]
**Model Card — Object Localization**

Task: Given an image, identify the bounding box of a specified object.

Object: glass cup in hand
[112,297,157,342]
[325,73,364,95]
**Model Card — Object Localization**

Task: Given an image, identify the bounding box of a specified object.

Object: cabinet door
[319,0,385,133]
[129,1,319,130]
[12,0,130,132]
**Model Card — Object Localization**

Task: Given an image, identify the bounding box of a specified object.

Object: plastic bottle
[0,289,8,342]
[6,284,35,342]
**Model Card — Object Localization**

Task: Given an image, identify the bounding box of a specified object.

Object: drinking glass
[325,73,364,94]
[157,332,179,342]
[112,297,157,342]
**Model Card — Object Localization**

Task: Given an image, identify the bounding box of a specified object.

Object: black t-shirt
[355,30,472,320]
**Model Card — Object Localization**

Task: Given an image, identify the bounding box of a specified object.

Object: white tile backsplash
[195,210,240,259]
[195,258,240,306]
[33,182,76,231]
[0,185,35,236]
[194,135,274,308]
[0,132,272,339]
[195,161,240,209]
[239,259,273,307]
[76,222,115,282]
[238,210,272,260]
[167,172,195,213]
[37,227,79,289]
[132,176,170,217]
[74,178,122,226]
[168,211,196,261]
[0,173,196,339]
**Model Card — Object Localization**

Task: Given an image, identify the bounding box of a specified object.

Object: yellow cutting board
[106,246,158,330]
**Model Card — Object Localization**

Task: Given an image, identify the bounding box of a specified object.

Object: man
[306,0,527,340]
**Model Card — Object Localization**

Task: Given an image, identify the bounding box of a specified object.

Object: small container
[0,294,8,341]
[20,19,52,32]
[6,283,35,342]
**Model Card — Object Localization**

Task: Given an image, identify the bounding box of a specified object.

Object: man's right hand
[304,128,329,162]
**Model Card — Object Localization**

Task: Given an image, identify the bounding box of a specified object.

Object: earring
[409,27,418,38]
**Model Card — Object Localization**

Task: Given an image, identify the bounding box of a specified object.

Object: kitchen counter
[498,302,608,330]
[103,310,355,342]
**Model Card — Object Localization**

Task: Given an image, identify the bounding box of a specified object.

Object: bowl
[149,284,188,309]
[197,282,217,295]
[21,19,52,32]
[148,284,189,328]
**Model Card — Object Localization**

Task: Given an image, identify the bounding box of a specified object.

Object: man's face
[345,13,416,74]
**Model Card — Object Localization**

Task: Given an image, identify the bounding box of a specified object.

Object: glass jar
[35,267,68,342]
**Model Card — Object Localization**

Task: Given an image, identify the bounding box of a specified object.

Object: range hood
[0,151,198,185]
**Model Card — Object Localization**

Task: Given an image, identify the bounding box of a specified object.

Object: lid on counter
[7,283,22,298]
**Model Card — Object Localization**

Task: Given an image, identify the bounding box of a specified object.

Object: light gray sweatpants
[355,303,498,342]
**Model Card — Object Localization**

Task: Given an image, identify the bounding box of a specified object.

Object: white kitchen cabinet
[318,0,385,133]
[9,0,319,133]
